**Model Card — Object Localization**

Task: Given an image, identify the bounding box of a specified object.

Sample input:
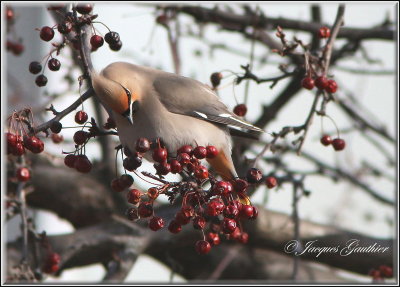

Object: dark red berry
[154,161,171,176]
[325,79,338,93]
[320,135,332,146]
[48,58,61,71]
[379,265,393,278]
[111,178,124,192]
[332,138,345,151]
[206,232,220,246]
[29,61,42,74]
[318,26,331,38]
[224,203,239,218]
[265,176,277,189]
[74,155,92,173]
[194,165,209,180]
[193,216,206,230]
[206,199,225,217]
[35,74,48,87]
[40,26,55,42]
[212,181,233,196]
[119,174,134,188]
[6,132,17,147]
[76,4,92,14]
[170,159,182,174]
[50,121,62,133]
[16,167,30,182]
[90,35,104,49]
[168,220,182,234]
[64,154,77,168]
[246,168,263,183]
[24,136,44,154]
[147,187,159,200]
[233,104,247,117]
[237,232,249,244]
[127,189,141,204]
[177,152,191,165]
[206,145,218,159]
[103,117,116,129]
[123,155,142,171]
[109,40,122,51]
[301,77,315,90]
[233,178,248,193]
[104,31,120,44]
[250,206,258,220]
[315,76,329,89]
[6,7,14,21]
[177,145,193,155]
[74,111,88,124]
[193,146,207,159]
[152,147,167,162]
[73,130,88,145]
[12,142,25,156]
[11,42,24,55]
[222,218,237,234]
[195,240,211,254]
[138,202,153,218]
[126,207,139,221]
[57,21,73,34]
[47,253,61,265]
[136,137,151,153]
[240,204,254,219]
[175,210,191,225]
[149,216,164,231]
[210,72,222,87]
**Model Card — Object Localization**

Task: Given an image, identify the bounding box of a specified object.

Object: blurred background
[4,2,396,283]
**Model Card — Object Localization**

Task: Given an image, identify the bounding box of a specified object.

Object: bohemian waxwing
[91,62,263,180]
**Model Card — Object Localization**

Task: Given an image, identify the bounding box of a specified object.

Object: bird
[91,62,263,180]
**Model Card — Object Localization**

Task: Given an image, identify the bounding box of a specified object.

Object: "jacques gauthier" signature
[284,239,390,257]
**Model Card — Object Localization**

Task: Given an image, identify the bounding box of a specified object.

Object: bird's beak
[122,108,134,125]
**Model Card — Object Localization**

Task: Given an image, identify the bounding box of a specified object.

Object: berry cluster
[6,6,25,56]
[320,134,345,151]
[301,76,338,94]
[368,265,393,282]
[29,4,122,87]
[115,137,277,254]
[42,252,61,274]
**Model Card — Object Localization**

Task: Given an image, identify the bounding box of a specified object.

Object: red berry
[325,79,338,93]
[57,21,73,34]
[11,42,24,56]
[104,31,120,44]
[149,216,164,231]
[223,203,239,218]
[6,132,17,146]
[64,154,77,168]
[74,155,92,173]
[320,135,332,146]
[127,189,141,204]
[147,187,159,200]
[24,136,44,154]
[301,77,315,90]
[126,207,139,221]
[240,204,254,219]
[135,138,151,153]
[170,159,182,174]
[12,142,25,156]
[206,145,218,159]
[138,202,153,218]
[103,117,116,130]
[50,121,62,133]
[222,218,237,234]
[332,138,345,151]
[40,26,55,42]
[35,74,48,87]
[250,206,258,220]
[318,26,331,38]
[193,216,206,230]
[175,210,191,225]
[123,155,142,171]
[48,58,61,71]
[177,153,191,165]
[73,130,88,145]
[210,72,223,87]
[76,4,92,14]
[177,145,193,155]
[194,165,209,180]
[90,35,104,49]
[168,220,182,234]
[109,40,122,51]
[16,167,30,182]
[212,181,233,196]
[152,147,167,162]
[233,104,247,117]
[111,178,124,192]
[193,146,207,159]
[237,232,249,244]
[154,161,171,176]
[47,253,61,265]
[195,240,211,254]
[379,265,393,278]
[315,76,329,89]
[75,111,88,124]
[206,199,225,217]
[119,174,134,188]
[246,168,263,183]
[206,232,220,246]
[265,176,277,189]
[233,178,248,193]
[51,134,63,145]
[29,61,42,74]
[6,7,14,21]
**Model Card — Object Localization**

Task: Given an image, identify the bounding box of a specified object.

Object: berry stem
[325,114,341,138]
[91,21,112,32]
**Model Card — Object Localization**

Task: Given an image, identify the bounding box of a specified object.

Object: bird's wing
[153,74,263,132]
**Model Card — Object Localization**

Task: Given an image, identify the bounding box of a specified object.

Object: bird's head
[91,71,138,124]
